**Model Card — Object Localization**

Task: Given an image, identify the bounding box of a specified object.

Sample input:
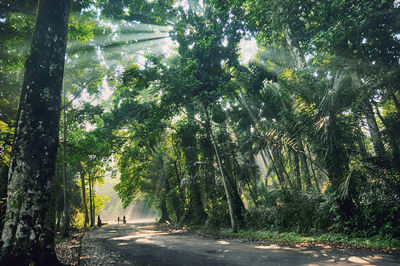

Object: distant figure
[97,215,102,227]
[117,216,120,224]
[123,215,126,224]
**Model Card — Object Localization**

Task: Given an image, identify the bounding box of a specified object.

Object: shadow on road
[80,222,400,266]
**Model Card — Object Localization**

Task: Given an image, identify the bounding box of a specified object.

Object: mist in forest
[96,176,158,223]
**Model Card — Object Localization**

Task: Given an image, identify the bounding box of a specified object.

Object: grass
[218,229,400,252]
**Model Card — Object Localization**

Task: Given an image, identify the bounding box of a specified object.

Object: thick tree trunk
[158,195,171,224]
[180,119,207,225]
[152,149,172,224]
[0,1,70,264]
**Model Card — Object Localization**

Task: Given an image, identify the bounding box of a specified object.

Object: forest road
[79,222,400,266]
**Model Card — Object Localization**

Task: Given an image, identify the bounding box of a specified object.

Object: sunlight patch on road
[135,238,166,246]
[348,256,369,264]
[111,232,168,241]
[254,244,299,250]
[254,245,279,250]
[216,240,230,245]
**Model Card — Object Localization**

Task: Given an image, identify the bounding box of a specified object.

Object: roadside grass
[219,229,400,252]
[183,225,400,252]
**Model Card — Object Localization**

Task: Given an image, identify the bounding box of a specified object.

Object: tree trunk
[388,87,400,114]
[158,195,171,224]
[169,160,183,222]
[226,155,245,225]
[283,24,305,69]
[0,1,70,264]
[277,3,305,70]
[364,102,386,160]
[306,145,321,192]
[297,140,312,189]
[179,119,207,225]
[88,171,94,227]
[92,184,96,226]
[80,169,89,227]
[267,148,285,185]
[56,210,61,233]
[204,107,237,232]
[61,89,69,236]
[292,148,301,190]
[351,72,386,160]
[271,147,294,189]
[260,150,270,185]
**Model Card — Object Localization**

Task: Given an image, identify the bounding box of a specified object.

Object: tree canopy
[1,0,400,262]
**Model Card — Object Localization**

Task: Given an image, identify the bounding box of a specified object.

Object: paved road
[80,222,400,265]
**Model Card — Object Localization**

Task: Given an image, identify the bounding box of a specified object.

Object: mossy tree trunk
[0,0,70,264]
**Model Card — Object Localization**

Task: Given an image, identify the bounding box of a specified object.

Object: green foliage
[2,0,400,246]
[98,0,176,25]
[105,0,400,242]
[68,15,96,42]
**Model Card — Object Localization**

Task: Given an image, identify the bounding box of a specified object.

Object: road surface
[80,222,399,265]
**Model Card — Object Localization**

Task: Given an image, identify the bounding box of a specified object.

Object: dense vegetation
[1,0,400,262]
[111,0,400,238]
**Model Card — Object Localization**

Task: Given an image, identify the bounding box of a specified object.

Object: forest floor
[76,222,400,265]
[55,229,86,265]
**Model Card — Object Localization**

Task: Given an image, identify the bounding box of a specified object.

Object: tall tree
[0,0,70,264]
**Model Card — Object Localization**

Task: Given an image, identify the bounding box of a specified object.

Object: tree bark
[351,72,386,160]
[305,145,321,192]
[88,171,94,227]
[0,0,70,264]
[292,148,301,190]
[297,140,312,189]
[364,102,386,159]
[283,25,305,69]
[62,89,69,236]
[92,183,96,227]
[204,106,237,232]
[158,195,171,224]
[179,118,207,225]
[80,169,89,227]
